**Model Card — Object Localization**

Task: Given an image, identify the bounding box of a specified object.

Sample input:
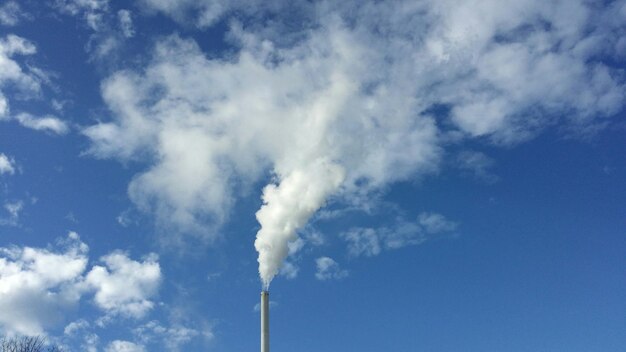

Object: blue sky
[0,0,625,351]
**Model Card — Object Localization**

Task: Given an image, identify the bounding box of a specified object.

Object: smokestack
[261,291,270,352]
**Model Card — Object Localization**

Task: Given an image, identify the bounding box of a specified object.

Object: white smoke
[254,159,344,288]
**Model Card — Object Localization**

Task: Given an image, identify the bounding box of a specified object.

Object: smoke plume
[255,159,345,288]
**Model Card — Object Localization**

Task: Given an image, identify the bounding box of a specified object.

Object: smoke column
[254,158,345,289]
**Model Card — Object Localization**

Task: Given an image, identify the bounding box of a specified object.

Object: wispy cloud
[117,9,134,38]
[14,113,69,135]
[1,200,23,226]
[0,34,40,119]
[53,0,110,31]
[104,340,145,352]
[0,34,70,135]
[315,257,348,281]
[456,150,499,183]
[0,1,27,26]
[341,212,457,258]
[63,319,99,352]
[0,153,16,175]
[53,0,138,65]
[133,320,213,351]
[279,261,299,279]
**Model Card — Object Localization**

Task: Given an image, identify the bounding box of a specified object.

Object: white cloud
[63,319,90,335]
[418,212,458,234]
[14,113,69,135]
[341,212,457,257]
[116,209,135,227]
[1,200,23,226]
[85,0,625,284]
[0,34,67,135]
[105,340,145,352]
[304,230,325,246]
[86,0,625,224]
[0,1,25,26]
[279,261,298,279]
[315,257,348,281]
[64,319,99,352]
[341,228,381,258]
[0,232,88,335]
[54,0,109,14]
[54,0,109,30]
[456,151,499,183]
[133,320,212,351]
[85,252,161,319]
[0,34,41,119]
[84,25,440,242]
[0,232,163,336]
[54,0,135,64]
[0,153,16,175]
[118,10,134,38]
[136,0,282,28]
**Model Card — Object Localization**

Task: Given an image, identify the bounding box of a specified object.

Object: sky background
[0,0,625,351]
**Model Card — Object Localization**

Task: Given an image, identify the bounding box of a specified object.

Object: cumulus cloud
[0,232,88,335]
[315,257,348,281]
[85,252,161,319]
[85,0,625,287]
[105,340,145,352]
[341,212,457,257]
[0,153,16,175]
[0,232,162,336]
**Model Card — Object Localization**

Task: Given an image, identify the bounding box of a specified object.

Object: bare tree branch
[0,336,62,352]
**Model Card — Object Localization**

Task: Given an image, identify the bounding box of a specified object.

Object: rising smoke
[254,159,345,288]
